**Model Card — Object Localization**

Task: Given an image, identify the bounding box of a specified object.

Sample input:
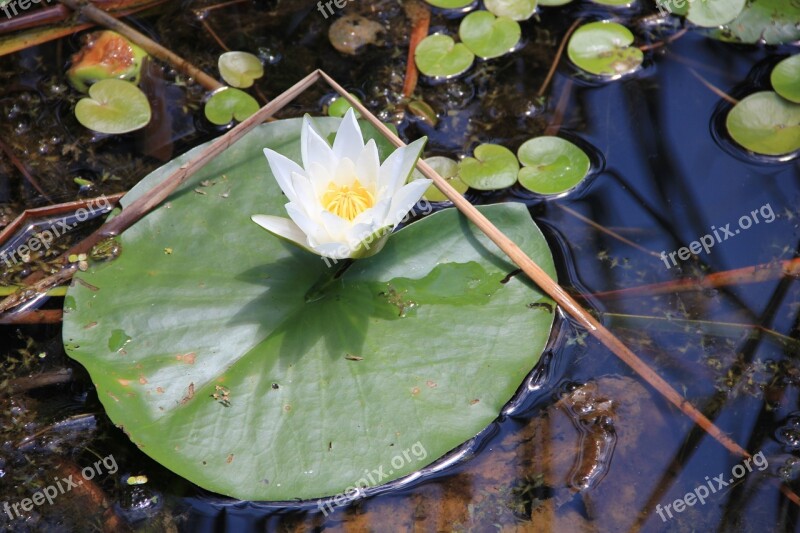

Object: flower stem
[304,259,353,303]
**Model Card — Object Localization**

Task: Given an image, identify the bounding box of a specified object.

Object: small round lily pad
[458,144,519,190]
[771,55,800,104]
[327,93,362,117]
[411,156,469,201]
[218,51,264,89]
[424,0,473,7]
[517,136,591,195]
[415,34,475,78]
[567,21,643,77]
[75,79,151,134]
[458,11,521,59]
[204,87,260,126]
[725,91,800,156]
[687,0,746,27]
[484,0,537,21]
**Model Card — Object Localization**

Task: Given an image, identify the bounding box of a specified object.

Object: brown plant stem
[402,0,430,99]
[556,203,662,258]
[6,368,72,393]
[0,309,63,324]
[0,137,52,201]
[591,258,800,300]
[537,18,582,98]
[0,0,168,56]
[57,0,224,92]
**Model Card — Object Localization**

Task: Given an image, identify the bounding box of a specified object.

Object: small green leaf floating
[459,144,519,190]
[62,118,556,501]
[458,11,521,60]
[411,156,469,202]
[517,136,591,195]
[725,91,800,156]
[327,93,362,118]
[686,0,745,27]
[771,55,800,104]
[567,21,643,77]
[484,0,537,21]
[218,51,264,89]
[590,0,634,5]
[538,0,573,6]
[74,79,151,134]
[423,0,473,7]
[204,87,259,126]
[415,34,475,78]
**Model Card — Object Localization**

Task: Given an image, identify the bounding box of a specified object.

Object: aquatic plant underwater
[0,0,799,530]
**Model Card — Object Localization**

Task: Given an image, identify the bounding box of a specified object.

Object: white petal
[313,242,355,260]
[251,215,314,253]
[290,172,321,214]
[386,179,432,227]
[355,140,380,189]
[352,198,390,227]
[301,115,338,171]
[332,108,365,162]
[263,148,304,202]
[306,162,333,198]
[333,157,358,186]
[377,137,427,197]
[318,210,352,241]
[285,203,326,246]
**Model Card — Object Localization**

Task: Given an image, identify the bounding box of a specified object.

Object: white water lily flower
[252,109,430,260]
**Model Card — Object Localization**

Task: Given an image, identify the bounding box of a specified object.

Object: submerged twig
[537,18,582,98]
[402,0,430,98]
[6,368,73,393]
[0,137,52,201]
[0,308,63,324]
[57,0,224,92]
[687,67,738,105]
[592,258,800,300]
[556,203,662,258]
[605,313,800,353]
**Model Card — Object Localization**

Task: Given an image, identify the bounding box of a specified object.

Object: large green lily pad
[62,118,556,501]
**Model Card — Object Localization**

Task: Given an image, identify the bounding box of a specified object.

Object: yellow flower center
[321,179,375,221]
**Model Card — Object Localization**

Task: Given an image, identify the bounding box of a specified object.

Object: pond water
[1,0,799,531]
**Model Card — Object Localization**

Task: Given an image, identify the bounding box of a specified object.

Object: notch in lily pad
[771,55,800,104]
[686,0,745,27]
[517,136,591,195]
[75,79,151,134]
[725,91,800,157]
[415,34,475,78]
[567,21,643,78]
[204,87,260,126]
[218,51,264,89]
[411,156,469,202]
[458,144,519,190]
[458,11,521,59]
[484,0,537,21]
